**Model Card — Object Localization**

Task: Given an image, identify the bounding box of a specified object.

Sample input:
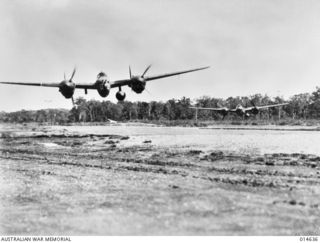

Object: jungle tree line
[1,87,320,123]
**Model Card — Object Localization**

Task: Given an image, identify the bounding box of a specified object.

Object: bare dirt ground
[1,123,320,235]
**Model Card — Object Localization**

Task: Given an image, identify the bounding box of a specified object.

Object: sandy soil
[0,123,320,235]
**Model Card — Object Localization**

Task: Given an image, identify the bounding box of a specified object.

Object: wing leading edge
[0,81,100,89]
[244,103,289,111]
[143,66,210,81]
[0,66,209,90]
[0,81,60,87]
[110,66,210,88]
[189,106,228,111]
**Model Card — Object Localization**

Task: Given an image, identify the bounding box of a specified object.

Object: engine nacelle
[130,80,146,94]
[97,82,111,98]
[251,107,259,115]
[116,91,126,101]
[59,80,75,99]
[219,109,228,116]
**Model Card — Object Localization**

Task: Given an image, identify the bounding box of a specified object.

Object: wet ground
[0,123,320,235]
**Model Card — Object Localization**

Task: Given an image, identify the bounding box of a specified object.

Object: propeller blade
[70,67,76,81]
[71,96,75,106]
[141,64,152,77]
[129,66,132,79]
[64,73,66,80]
[145,88,152,96]
[222,114,226,120]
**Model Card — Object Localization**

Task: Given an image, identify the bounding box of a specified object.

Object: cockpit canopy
[97,72,107,79]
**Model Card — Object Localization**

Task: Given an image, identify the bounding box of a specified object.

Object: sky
[1,0,320,111]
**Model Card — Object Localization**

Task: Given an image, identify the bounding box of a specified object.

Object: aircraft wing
[75,83,97,89]
[242,106,255,112]
[228,109,238,112]
[0,81,99,89]
[189,106,228,111]
[254,103,289,110]
[110,66,210,88]
[0,81,60,87]
[110,79,131,88]
[143,66,210,81]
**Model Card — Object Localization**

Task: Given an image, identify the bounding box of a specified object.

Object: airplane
[0,65,209,105]
[190,101,288,119]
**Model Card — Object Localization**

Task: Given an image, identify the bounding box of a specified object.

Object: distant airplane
[0,65,209,105]
[107,118,117,124]
[190,102,288,119]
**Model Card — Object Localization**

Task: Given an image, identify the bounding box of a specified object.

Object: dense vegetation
[1,87,320,125]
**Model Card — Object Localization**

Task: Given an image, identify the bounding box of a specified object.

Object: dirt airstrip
[0,124,320,235]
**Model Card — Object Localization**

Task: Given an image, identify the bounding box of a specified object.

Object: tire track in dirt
[1,136,320,191]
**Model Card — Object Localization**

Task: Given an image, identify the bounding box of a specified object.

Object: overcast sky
[1,0,320,111]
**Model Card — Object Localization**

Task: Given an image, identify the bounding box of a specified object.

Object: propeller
[217,102,228,110]
[128,64,152,79]
[222,114,227,120]
[68,67,76,107]
[126,65,151,94]
[69,67,76,82]
[144,87,153,96]
[141,64,152,78]
[250,100,256,107]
